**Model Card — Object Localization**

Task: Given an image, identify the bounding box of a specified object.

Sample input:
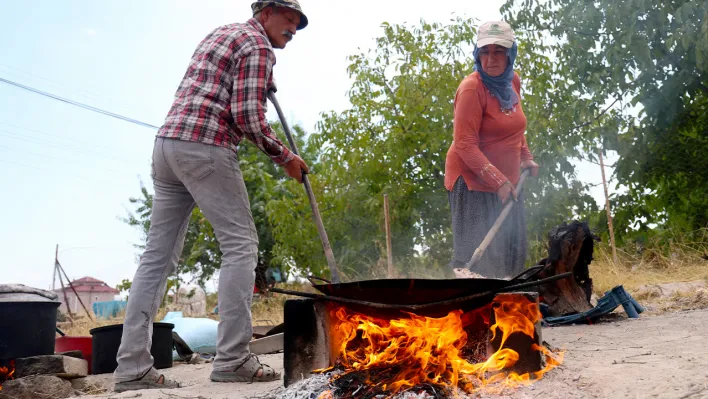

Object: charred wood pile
[532,221,599,317]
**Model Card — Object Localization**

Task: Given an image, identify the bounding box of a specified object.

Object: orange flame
[317,390,334,399]
[0,360,15,391]
[322,296,564,396]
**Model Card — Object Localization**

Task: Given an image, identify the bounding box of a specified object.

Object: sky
[0,0,615,293]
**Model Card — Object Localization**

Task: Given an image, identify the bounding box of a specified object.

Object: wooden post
[56,259,94,320]
[267,91,340,283]
[52,259,57,291]
[598,148,619,264]
[56,245,74,325]
[384,194,394,278]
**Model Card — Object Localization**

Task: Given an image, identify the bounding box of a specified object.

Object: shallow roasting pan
[309,266,544,305]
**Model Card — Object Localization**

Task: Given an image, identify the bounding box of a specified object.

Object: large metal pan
[307,266,544,305]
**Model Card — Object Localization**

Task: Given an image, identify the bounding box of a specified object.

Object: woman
[444,20,539,279]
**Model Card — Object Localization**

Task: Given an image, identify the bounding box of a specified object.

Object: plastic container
[55,336,93,374]
[89,322,174,375]
[0,285,61,363]
[162,312,218,358]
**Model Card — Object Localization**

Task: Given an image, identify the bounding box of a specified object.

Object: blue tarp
[162,311,218,360]
[542,285,645,326]
[92,300,127,319]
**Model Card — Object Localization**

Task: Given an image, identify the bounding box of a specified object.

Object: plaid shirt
[157,18,293,165]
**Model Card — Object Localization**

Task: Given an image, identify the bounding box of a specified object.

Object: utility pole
[56,259,94,320]
[52,249,57,291]
[598,149,619,264]
[55,245,94,320]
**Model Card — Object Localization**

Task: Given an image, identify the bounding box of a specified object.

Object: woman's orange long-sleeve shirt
[444,71,534,192]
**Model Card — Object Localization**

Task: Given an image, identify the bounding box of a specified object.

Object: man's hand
[283,155,310,183]
[521,159,540,177]
[496,181,517,204]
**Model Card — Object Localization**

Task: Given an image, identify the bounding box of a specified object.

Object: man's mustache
[283,31,293,39]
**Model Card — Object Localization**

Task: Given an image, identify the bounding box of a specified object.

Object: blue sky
[0,0,612,292]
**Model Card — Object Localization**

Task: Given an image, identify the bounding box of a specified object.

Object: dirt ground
[506,308,708,399]
[70,353,284,399]
[72,307,708,399]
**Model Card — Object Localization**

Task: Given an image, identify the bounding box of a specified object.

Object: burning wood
[313,295,563,398]
[0,360,15,390]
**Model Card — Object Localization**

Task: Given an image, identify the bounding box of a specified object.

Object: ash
[277,374,332,399]
[251,373,332,399]
[257,373,461,399]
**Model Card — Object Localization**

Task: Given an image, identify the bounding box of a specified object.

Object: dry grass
[56,237,708,338]
[650,288,708,313]
[252,282,318,326]
[76,380,109,395]
[251,295,288,326]
[58,283,313,336]
[590,242,708,295]
[588,236,708,314]
[59,308,167,337]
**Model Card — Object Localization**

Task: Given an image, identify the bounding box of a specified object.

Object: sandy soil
[72,353,285,399]
[505,308,708,399]
[74,308,708,399]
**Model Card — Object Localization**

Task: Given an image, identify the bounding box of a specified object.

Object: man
[113,0,310,391]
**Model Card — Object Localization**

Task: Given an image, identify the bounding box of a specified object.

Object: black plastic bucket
[0,301,60,362]
[89,322,174,375]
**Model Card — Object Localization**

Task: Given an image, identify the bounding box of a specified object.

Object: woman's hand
[521,160,539,177]
[497,181,517,204]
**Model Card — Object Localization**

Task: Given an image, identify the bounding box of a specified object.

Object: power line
[0,130,146,166]
[0,158,135,186]
[0,126,150,163]
[0,143,129,175]
[0,76,160,130]
[0,63,146,111]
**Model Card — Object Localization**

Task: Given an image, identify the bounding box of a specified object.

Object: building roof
[55,276,120,294]
[72,276,105,284]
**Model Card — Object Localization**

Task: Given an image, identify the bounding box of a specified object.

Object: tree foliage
[268,18,479,279]
[502,0,708,241]
[123,17,608,281]
[267,16,603,276]
[124,4,708,283]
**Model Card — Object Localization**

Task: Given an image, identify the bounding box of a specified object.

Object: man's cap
[476,21,515,48]
[251,0,308,30]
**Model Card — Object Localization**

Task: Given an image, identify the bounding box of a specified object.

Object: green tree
[115,279,132,298]
[268,19,479,279]
[502,0,708,241]
[614,93,708,236]
[267,17,600,278]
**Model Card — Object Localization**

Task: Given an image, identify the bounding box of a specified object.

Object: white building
[54,276,119,315]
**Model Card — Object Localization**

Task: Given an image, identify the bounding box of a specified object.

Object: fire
[0,360,15,391]
[319,296,564,397]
